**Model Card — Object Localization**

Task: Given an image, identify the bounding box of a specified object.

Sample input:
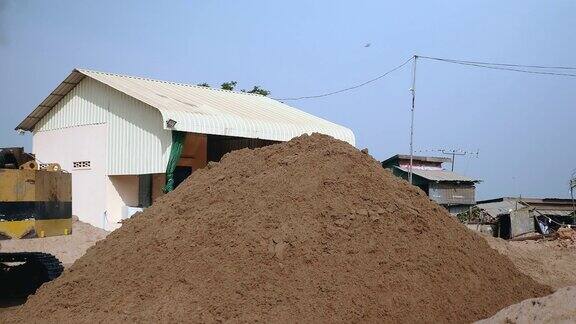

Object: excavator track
[0,252,64,297]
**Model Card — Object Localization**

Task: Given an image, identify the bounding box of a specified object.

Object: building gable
[34,78,109,132]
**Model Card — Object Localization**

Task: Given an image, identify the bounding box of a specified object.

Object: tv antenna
[416,148,479,171]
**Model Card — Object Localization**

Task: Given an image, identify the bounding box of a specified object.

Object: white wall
[105,174,166,230]
[106,175,139,230]
[32,124,108,228]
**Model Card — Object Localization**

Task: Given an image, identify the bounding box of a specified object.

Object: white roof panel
[17,69,355,145]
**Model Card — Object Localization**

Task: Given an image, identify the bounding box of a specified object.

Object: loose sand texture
[5,134,551,323]
[484,235,576,289]
[476,285,576,324]
[0,218,108,266]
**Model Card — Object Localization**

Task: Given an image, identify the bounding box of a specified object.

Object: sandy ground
[0,219,108,315]
[476,232,576,323]
[484,235,576,289]
[476,285,576,323]
[1,218,108,267]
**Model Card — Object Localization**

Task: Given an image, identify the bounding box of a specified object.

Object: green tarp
[163,131,186,193]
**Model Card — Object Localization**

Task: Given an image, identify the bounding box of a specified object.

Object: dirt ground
[0,218,108,267]
[472,233,576,323]
[0,218,108,315]
[477,285,576,323]
[483,235,576,289]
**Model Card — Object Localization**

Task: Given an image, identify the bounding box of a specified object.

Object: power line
[273,56,413,101]
[418,55,576,70]
[418,56,576,77]
[274,55,576,102]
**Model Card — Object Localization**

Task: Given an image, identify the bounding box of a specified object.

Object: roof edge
[16,69,86,131]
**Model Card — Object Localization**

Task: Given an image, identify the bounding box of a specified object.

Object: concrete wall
[32,124,108,228]
[105,175,139,230]
[152,174,166,202]
[105,174,166,230]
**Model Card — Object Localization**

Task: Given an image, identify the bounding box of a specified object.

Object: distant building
[475,197,576,239]
[381,154,480,214]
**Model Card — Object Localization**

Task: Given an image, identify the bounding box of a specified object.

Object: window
[73,161,91,169]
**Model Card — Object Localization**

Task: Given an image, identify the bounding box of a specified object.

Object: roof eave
[15,69,87,131]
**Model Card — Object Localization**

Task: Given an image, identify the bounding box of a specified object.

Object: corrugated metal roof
[476,200,575,218]
[395,166,479,182]
[475,200,521,218]
[537,210,574,217]
[382,154,451,166]
[17,70,86,131]
[17,69,355,145]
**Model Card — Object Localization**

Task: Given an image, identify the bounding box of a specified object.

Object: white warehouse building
[16,69,355,230]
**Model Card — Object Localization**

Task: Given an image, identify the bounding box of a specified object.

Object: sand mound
[476,286,576,323]
[7,134,550,323]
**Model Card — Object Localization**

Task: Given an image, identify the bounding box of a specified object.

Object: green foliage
[456,206,482,223]
[198,81,270,97]
[220,81,237,91]
[243,86,270,96]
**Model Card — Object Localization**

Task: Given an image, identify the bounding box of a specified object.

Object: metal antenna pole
[409,55,417,184]
[440,149,467,171]
[570,170,576,217]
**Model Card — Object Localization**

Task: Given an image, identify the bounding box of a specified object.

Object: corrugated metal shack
[475,197,576,239]
[381,154,480,214]
[16,69,355,230]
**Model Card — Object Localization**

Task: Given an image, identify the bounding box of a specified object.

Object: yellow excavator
[0,147,71,297]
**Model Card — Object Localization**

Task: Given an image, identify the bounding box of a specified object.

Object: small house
[382,154,480,214]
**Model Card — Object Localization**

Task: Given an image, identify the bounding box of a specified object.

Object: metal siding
[510,208,535,238]
[106,87,171,175]
[34,77,170,176]
[429,182,476,205]
[34,78,108,132]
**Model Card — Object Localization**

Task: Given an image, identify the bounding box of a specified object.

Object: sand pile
[6,134,550,323]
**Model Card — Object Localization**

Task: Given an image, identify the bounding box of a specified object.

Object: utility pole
[409,55,417,184]
[570,170,576,217]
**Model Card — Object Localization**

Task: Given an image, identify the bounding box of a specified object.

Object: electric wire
[274,55,576,101]
[273,56,414,101]
[418,56,576,77]
[418,55,576,70]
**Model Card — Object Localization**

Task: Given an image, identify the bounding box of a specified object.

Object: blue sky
[0,1,574,199]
